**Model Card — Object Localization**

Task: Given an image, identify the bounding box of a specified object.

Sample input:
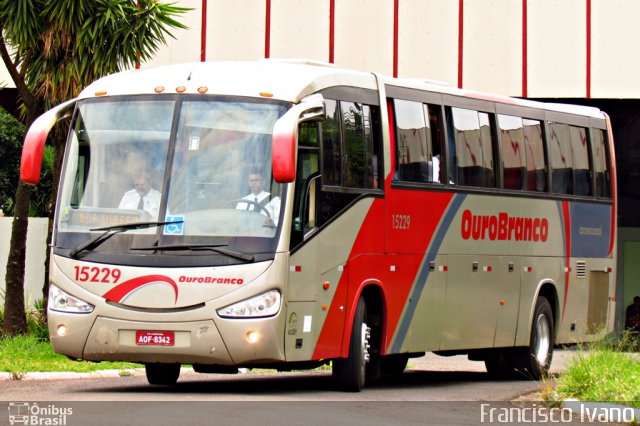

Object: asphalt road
[0,350,615,425]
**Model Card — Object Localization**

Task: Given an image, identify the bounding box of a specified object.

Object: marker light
[246,331,260,344]
[176,86,186,93]
[56,325,67,337]
[217,290,281,318]
[94,91,107,97]
[49,285,94,313]
[197,86,208,94]
[154,86,165,93]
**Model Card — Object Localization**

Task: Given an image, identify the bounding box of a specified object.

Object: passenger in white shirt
[119,170,161,219]
[236,171,280,225]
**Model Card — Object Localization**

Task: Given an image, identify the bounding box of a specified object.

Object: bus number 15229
[74,266,121,283]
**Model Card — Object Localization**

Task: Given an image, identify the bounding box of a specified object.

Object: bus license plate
[135,331,175,346]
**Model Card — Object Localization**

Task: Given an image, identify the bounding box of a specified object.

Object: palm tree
[0,0,189,335]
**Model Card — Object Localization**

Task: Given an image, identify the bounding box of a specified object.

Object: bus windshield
[55,96,289,265]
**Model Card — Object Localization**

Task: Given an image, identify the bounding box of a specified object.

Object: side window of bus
[447,107,496,188]
[394,99,430,182]
[290,122,320,249]
[592,129,611,198]
[548,123,574,194]
[393,99,443,184]
[571,126,591,196]
[429,105,445,184]
[498,114,526,190]
[322,99,341,186]
[342,101,379,189]
[523,118,547,192]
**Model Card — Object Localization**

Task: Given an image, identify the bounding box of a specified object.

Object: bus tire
[381,354,409,376]
[145,363,181,385]
[512,296,554,380]
[332,297,370,392]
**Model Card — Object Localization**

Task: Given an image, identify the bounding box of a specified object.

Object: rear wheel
[512,296,554,380]
[332,297,370,392]
[145,363,181,385]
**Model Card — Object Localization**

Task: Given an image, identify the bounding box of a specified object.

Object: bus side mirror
[20,99,76,185]
[272,94,325,183]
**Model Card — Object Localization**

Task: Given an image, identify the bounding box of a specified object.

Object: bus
[21,59,616,391]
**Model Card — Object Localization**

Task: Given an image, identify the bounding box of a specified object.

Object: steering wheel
[224,199,272,218]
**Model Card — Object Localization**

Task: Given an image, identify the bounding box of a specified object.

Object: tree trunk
[3,182,32,336]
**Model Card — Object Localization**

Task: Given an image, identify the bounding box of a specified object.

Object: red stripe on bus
[605,114,617,257]
[103,275,179,304]
[561,201,571,319]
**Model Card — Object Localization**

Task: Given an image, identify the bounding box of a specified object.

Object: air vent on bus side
[575,261,587,278]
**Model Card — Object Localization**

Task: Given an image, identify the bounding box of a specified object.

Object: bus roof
[78,59,378,104]
[79,59,606,120]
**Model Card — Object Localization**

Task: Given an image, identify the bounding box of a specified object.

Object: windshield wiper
[68,220,183,259]
[131,244,255,263]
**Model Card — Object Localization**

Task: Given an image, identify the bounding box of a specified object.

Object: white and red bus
[21,60,616,390]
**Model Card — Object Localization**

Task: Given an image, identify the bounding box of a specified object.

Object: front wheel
[332,297,370,392]
[512,296,554,380]
[145,363,181,385]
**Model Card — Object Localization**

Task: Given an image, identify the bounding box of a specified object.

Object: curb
[0,368,147,381]
[0,367,255,381]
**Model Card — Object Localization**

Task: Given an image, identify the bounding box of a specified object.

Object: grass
[0,334,141,375]
[545,333,640,408]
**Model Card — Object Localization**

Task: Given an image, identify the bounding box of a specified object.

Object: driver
[236,170,280,224]
[119,169,161,219]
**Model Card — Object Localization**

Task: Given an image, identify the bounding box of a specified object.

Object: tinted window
[449,107,496,187]
[592,129,611,198]
[394,99,430,182]
[342,101,377,188]
[571,126,591,196]
[322,100,341,186]
[549,123,574,194]
[498,114,526,190]
[523,119,547,192]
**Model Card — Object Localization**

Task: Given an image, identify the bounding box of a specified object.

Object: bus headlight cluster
[49,284,94,313]
[217,290,281,318]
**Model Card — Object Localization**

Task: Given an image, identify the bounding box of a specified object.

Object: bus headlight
[49,285,94,313]
[217,290,281,318]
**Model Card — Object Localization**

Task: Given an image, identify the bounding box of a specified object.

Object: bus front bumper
[48,311,286,366]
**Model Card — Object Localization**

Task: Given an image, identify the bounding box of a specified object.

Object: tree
[0,108,25,216]
[0,0,188,336]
